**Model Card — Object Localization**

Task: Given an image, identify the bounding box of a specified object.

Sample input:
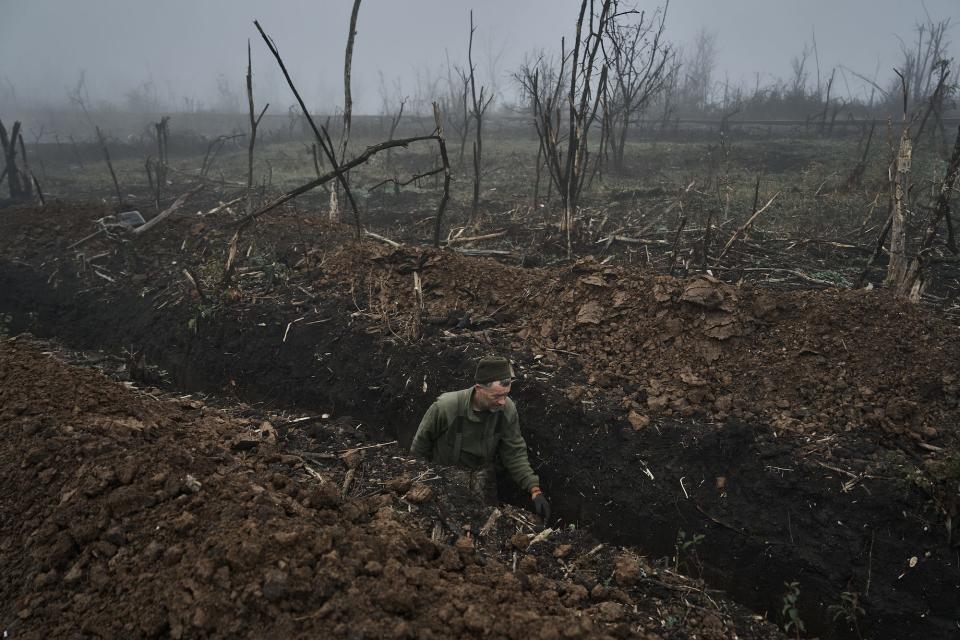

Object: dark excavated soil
[1,200,959,639]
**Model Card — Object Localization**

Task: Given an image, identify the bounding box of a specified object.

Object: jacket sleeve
[410,401,441,461]
[497,407,540,492]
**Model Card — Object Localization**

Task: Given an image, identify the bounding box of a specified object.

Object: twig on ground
[338,440,397,455]
[364,230,401,247]
[479,508,502,537]
[205,195,246,215]
[716,190,781,261]
[695,504,747,536]
[282,317,305,342]
[67,229,105,251]
[341,468,356,497]
[133,185,204,236]
[713,265,842,287]
[447,230,507,245]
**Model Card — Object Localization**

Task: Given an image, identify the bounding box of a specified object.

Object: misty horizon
[1,0,957,123]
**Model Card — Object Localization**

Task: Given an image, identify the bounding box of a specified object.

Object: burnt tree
[603,0,674,171]
[0,120,28,200]
[467,10,495,225]
[521,0,614,259]
[330,0,363,222]
[246,40,269,215]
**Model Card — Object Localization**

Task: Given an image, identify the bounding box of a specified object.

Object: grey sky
[1,0,957,113]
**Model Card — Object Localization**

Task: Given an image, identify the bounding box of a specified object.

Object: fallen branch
[783,238,871,253]
[341,468,356,497]
[453,248,515,257]
[595,235,669,246]
[369,166,444,191]
[714,265,843,287]
[856,213,893,288]
[182,268,205,302]
[231,134,438,234]
[715,190,781,261]
[479,508,502,537]
[447,230,507,245]
[527,527,554,547]
[92,269,115,283]
[133,185,204,236]
[432,102,452,248]
[695,504,747,536]
[292,450,338,461]
[67,228,106,251]
[364,230,401,247]
[338,440,397,455]
[205,195,246,215]
[667,214,687,276]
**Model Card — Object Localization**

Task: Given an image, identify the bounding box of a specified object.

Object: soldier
[410,355,551,523]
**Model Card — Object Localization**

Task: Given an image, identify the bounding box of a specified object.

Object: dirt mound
[319,245,960,448]
[0,339,781,639]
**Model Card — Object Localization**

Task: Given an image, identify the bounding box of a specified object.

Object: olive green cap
[474,356,514,384]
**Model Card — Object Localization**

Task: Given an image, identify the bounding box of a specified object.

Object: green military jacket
[410,387,540,492]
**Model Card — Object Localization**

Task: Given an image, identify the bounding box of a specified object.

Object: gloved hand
[531,487,551,523]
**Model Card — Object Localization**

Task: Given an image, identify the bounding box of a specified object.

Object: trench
[1,260,957,640]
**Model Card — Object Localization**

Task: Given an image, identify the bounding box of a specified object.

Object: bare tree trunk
[897,125,960,300]
[613,109,628,171]
[886,129,911,287]
[331,0,363,223]
[667,214,687,275]
[885,72,913,290]
[467,10,493,226]
[0,120,26,199]
[471,140,480,223]
[16,133,34,199]
[311,144,323,177]
[843,119,876,190]
[384,97,406,167]
[458,72,470,166]
[95,126,123,207]
[68,134,85,169]
[533,140,543,208]
[819,68,835,135]
[145,158,155,198]
[432,103,452,248]
[153,117,169,208]
[246,40,269,216]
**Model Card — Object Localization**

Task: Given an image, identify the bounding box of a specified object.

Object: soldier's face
[475,381,511,412]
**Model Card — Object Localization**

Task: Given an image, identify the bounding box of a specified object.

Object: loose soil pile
[0,338,780,639]
[320,244,960,446]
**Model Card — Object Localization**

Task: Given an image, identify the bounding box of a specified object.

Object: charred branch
[467,10,495,224]
[0,119,28,199]
[254,19,363,239]
[246,40,270,216]
[95,126,123,207]
[432,102,452,248]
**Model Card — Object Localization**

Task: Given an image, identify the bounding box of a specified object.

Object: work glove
[531,487,551,523]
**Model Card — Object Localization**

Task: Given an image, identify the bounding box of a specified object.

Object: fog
[1,0,957,115]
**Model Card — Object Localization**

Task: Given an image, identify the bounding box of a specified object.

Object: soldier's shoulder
[435,387,472,413]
